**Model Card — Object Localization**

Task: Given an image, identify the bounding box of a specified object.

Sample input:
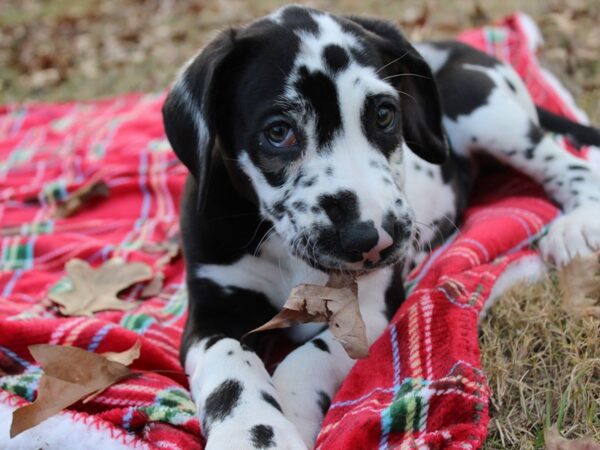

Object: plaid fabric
[0,13,592,450]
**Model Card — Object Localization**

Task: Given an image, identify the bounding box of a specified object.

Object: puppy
[162,5,600,449]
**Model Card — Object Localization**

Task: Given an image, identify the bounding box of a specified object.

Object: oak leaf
[10,341,140,438]
[49,259,153,316]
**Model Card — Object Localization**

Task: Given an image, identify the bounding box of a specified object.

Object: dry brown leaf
[558,254,600,317]
[141,272,164,298]
[246,273,369,359]
[10,342,140,438]
[545,425,600,450]
[53,180,109,218]
[100,340,141,365]
[49,259,153,316]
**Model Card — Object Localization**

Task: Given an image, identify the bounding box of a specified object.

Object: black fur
[537,106,600,148]
[203,379,244,434]
[317,390,331,416]
[249,424,276,449]
[261,391,283,412]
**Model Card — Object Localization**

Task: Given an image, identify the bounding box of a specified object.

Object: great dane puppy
[162,5,600,449]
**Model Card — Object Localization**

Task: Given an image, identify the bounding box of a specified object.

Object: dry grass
[481,274,600,449]
[1,0,599,447]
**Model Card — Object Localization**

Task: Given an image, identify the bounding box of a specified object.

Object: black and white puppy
[162,5,600,449]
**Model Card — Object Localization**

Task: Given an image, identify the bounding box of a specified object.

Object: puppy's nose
[339,221,394,262]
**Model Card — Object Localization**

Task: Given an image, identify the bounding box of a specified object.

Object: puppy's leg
[186,337,307,450]
[441,63,600,266]
[183,280,307,450]
[271,268,397,446]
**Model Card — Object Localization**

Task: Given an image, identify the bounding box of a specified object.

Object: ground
[1,1,599,448]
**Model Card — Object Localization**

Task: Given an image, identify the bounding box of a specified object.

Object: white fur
[186,338,307,450]
[413,43,450,74]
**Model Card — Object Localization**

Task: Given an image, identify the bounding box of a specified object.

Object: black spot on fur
[292,201,308,212]
[204,334,226,350]
[524,147,535,160]
[261,391,283,412]
[227,350,233,356]
[286,210,297,227]
[413,162,422,171]
[570,176,585,183]
[542,176,555,184]
[295,66,342,148]
[302,175,318,187]
[279,5,319,35]
[204,379,243,434]
[505,150,517,156]
[382,177,392,185]
[317,390,331,416]
[319,190,359,225]
[271,200,286,220]
[567,164,590,172]
[312,338,330,352]
[323,44,350,73]
[505,77,516,92]
[325,166,334,176]
[250,424,275,449]
[292,169,305,187]
[471,136,478,143]
[528,124,544,145]
[426,169,434,178]
[435,52,496,120]
[311,205,321,214]
[241,343,255,353]
[544,155,555,162]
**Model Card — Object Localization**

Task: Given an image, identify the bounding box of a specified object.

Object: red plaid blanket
[0,14,594,450]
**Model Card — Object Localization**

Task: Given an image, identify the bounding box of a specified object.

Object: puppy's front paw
[206,421,308,450]
[539,204,600,267]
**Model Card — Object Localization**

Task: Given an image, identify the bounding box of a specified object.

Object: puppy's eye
[265,122,298,148]
[376,104,396,130]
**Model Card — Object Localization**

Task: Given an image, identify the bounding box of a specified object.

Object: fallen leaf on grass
[49,259,153,316]
[545,425,600,450]
[558,255,600,317]
[246,273,369,359]
[53,180,109,218]
[10,341,140,438]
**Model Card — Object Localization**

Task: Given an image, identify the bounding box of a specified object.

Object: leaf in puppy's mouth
[245,272,369,359]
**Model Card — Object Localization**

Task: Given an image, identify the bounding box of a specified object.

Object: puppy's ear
[347,17,448,164]
[162,29,237,207]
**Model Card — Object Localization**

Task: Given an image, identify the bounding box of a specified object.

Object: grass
[481,274,600,448]
[1,0,599,447]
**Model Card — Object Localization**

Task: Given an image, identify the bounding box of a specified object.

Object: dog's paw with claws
[539,204,600,267]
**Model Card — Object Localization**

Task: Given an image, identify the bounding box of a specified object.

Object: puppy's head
[163,5,447,272]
